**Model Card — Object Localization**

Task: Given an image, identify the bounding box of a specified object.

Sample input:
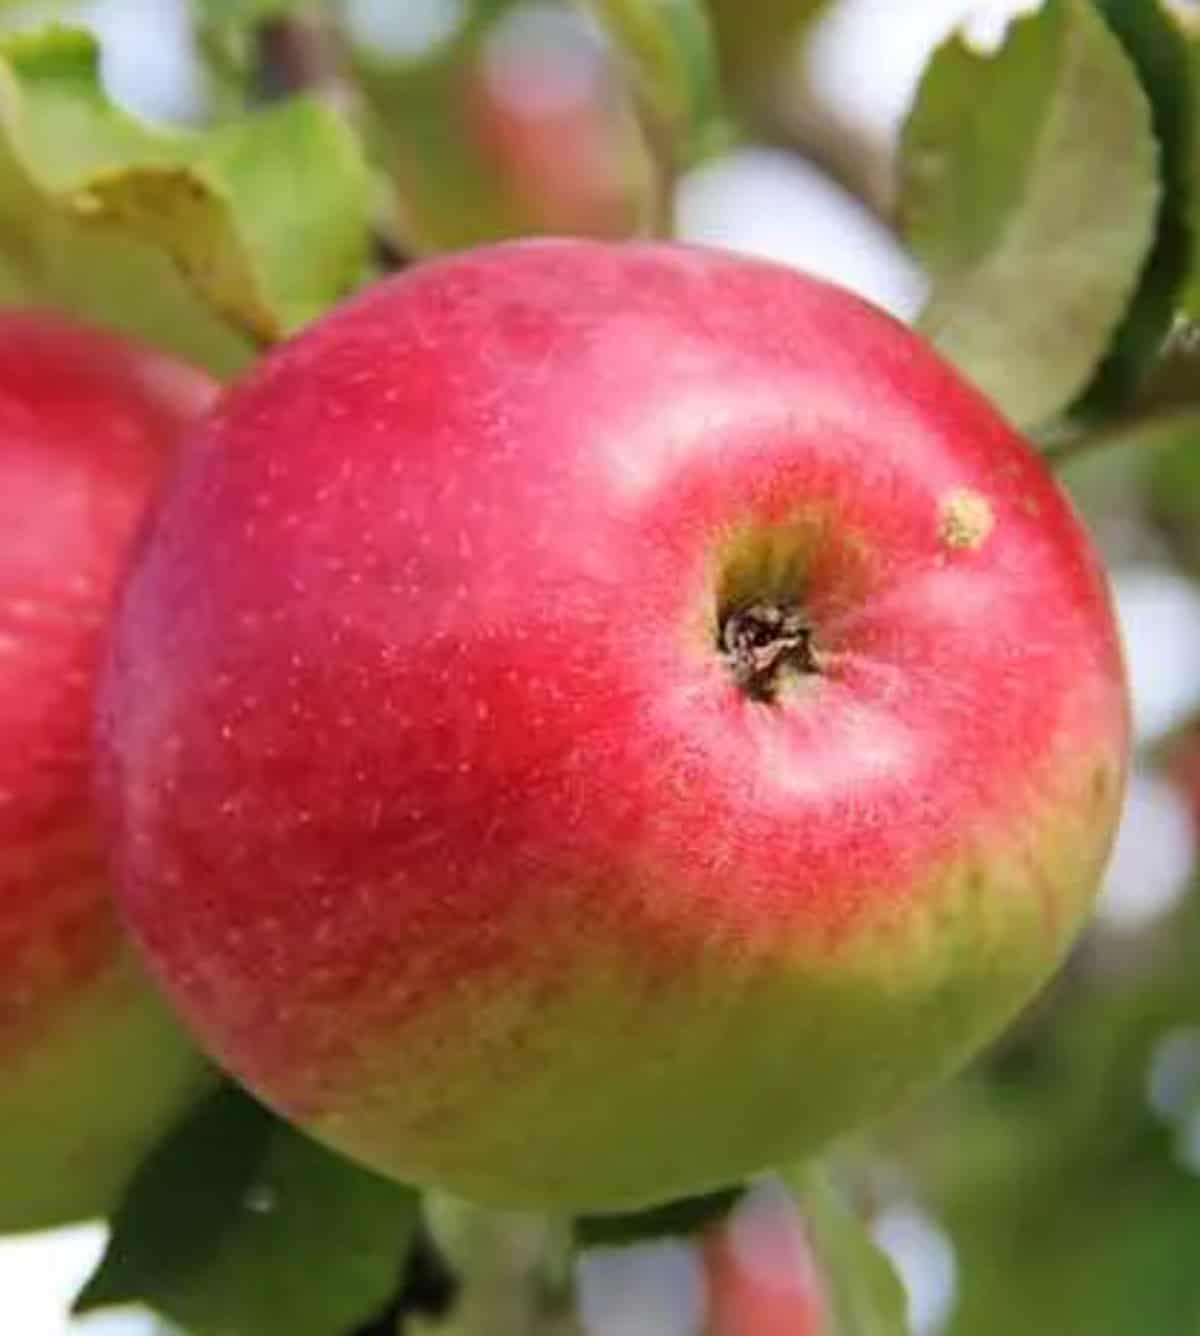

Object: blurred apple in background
[345,0,654,251]
[0,312,214,1233]
[701,1180,829,1336]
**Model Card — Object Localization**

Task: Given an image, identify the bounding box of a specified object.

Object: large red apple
[97,241,1129,1211]
[0,311,215,1231]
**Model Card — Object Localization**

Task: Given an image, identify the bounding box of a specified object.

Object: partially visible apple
[701,1181,828,1335]
[459,10,654,240]
[367,4,654,252]
[0,312,215,1232]
[98,240,1128,1211]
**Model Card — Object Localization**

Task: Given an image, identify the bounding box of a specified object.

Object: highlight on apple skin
[0,312,216,1232]
[97,240,1130,1212]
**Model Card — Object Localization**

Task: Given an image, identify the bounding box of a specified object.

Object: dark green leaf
[899,0,1160,428]
[74,1084,419,1336]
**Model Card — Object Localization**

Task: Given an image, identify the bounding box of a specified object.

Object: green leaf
[899,0,1160,429]
[74,1084,419,1336]
[784,1164,908,1336]
[1076,0,1198,414]
[577,0,726,166]
[0,26,369,374]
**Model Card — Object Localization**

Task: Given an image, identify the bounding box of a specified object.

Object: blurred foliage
[785,1166,907,1336]
[870,887,1200,1334]
[706,0,828,98]
[1149,420,1200,574]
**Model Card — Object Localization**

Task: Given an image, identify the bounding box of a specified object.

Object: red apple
[459,19,653,240]
[0,311,215,1231]
[701,1182,828,1335]
[97,241,1129,1211]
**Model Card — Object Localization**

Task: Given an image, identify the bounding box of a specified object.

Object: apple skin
[701,1183,828,1336]
[0,311,216,1232]
[97,240,1129,1211]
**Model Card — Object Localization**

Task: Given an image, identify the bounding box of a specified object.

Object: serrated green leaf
[784,1164,908,1336]
[578,0,726,166]
[0,26,369,373]
[900,0,1160,429]
[1076,0,1197,414]
[74,1084,419,1336]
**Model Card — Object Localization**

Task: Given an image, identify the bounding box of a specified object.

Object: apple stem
[719,602,819,701]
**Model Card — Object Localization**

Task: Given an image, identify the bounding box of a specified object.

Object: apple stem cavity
[718,601,820,702]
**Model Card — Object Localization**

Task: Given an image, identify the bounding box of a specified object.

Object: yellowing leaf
[0,26,369,373]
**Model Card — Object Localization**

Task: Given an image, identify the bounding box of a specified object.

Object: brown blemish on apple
[938,488,994,551]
